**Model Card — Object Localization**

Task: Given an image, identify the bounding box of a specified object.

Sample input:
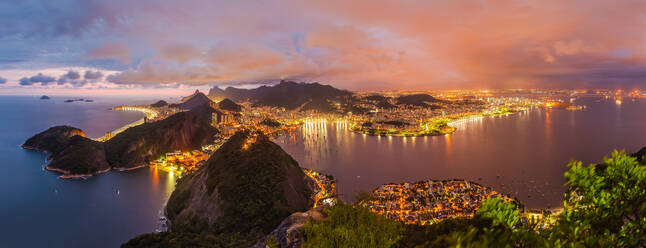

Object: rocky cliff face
[253,208,326,248]
[23,111,218,177]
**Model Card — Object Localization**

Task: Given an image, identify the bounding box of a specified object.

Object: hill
[171,90,213,110]
[150,100,168,108]
[395,94,444,108]
[217,98,243,112]
[104,111,218,169]
[124,131,316,247]
[208,81,352,113]
[22,111,218,177]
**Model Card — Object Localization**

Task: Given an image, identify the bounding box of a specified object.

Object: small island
[40,95,50,100]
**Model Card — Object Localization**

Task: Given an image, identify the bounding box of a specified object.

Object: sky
[1,0,646,94]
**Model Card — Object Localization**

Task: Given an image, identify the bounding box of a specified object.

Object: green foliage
[476,197,521,229]
[431,119,449,130]
[162,132,313,247]
[551,150,646,247]
[302,204,404,248]
[443,150,646,247]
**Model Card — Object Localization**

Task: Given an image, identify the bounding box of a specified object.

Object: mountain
[396,94,444,108]
[191,101,224,124]
[150,100,168,108]
[171,90,213,110]
[208,81,352,112]
[22,111,218,177]
[217,98,243,112]
[124,131,316,247]
[104,111,218,169]
[363,94,396,109]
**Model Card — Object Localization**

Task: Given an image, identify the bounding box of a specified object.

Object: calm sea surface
[0,95,179,248]
[1,95,645,247]
[276,97,646,209]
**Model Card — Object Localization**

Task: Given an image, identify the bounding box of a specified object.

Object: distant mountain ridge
[208,81,352,112]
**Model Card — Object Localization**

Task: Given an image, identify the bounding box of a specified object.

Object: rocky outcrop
[254,208,326,248]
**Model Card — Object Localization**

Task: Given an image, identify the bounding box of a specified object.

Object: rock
[254,208,326,248]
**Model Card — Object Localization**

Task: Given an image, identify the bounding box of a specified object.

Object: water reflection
[277,98,646,209]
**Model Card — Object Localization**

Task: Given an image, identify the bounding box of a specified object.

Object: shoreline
[349,126,456,137]
[45,166,112,179]
[349,109,525,137]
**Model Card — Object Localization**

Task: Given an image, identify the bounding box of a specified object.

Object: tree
[302,204,404,248]
[549,151,646,247]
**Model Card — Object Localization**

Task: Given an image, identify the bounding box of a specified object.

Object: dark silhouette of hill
[124,131,316,247]
[171,90,213,110]
[22,111,218,175]
[396,94,444,108]
[217,98,243,112]
[208,81,352,112]
[150,100,168,107]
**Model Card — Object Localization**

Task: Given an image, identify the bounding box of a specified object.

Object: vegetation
[129,131,315,247]
[302,204,404,248]
[105,111,217,168]
[24,111,217,176]
[49,135,108,174]
[301,150,646,247]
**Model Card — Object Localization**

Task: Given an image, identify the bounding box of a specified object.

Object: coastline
[45,165,112,179]
[114,164,149,172]
[349,125,456,137]
[348,109,525,137]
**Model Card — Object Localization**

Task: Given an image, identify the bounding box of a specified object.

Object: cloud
[0,77,6,84]
[4,0,646,89]
[64,71,81,80]
[84,70,103,79]
[26,73,56,85]
[86,43,132,64]
[19,77,32,86]
[159,44,202,64]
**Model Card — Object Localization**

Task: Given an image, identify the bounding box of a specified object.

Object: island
[39,95,50,100]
